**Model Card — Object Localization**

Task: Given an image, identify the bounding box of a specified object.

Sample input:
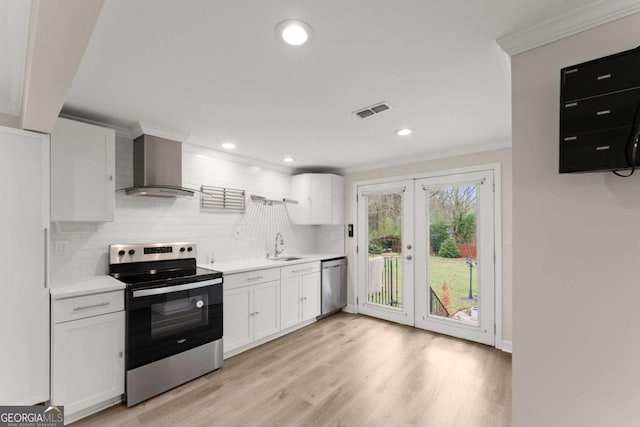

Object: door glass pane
[367,193,403,309]
[428,185,479,325]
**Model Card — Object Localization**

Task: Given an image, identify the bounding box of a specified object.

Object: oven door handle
[132,277,222,298]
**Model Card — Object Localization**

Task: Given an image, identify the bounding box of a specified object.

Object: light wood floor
[73,313,511,427]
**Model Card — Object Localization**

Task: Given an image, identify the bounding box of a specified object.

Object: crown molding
[340,138,512,176]
[131,121,190,142]
[58,113,132,139]
[497,0,640,56]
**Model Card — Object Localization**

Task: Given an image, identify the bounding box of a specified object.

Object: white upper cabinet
[290,173,344,225]
[51,118,115,222]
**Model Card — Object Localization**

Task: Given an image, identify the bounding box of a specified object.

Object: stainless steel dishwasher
[320,257,347,317]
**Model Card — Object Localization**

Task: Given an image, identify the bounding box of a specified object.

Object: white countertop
[199,253,345,274]
[50,275,126,300]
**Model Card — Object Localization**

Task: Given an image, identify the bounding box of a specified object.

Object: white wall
[50,136,343,283]
[512,14,640,427]
[343,147,512,343]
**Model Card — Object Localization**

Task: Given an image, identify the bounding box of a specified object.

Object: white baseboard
[499,340,512,353]
[342,304,356,314]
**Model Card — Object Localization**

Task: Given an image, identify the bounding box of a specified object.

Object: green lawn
[367,254,477,316]
[429,255,477,316]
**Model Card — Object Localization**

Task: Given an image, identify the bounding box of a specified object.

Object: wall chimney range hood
[125,131,194,198]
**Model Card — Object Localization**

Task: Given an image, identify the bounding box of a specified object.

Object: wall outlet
[234,227,241,239]
[55,240,69,255]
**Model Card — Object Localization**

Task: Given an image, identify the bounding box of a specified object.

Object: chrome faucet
[274,232,284,258]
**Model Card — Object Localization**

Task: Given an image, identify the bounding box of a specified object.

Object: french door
[356,170,496,346]
[357,180,414,326]
[414,171,495,345]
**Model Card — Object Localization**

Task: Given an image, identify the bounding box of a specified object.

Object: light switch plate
[55,240,69,255]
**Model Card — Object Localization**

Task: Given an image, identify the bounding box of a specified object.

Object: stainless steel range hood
[125,134,194,197]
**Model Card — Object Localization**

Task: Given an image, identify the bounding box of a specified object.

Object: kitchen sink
[268,256,304,262]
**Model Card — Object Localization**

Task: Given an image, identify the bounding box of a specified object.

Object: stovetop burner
[108,242,222,289]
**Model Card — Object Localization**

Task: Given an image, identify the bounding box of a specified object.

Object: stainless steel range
[108,242,223,406]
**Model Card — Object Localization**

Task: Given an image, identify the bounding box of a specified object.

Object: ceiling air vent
[353,102,391,119]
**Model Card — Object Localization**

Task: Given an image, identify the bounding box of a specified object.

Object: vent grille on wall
[201,185,245,212]
[353,102,391,119]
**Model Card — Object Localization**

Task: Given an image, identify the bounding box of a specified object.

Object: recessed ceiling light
[221,142,236,150]
[395,128,413,136]
[283,157,294,163]
[275,20,314,46]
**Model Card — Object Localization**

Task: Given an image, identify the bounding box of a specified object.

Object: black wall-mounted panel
[560,47,640,173]
[560,127,633,173]
[562,51,640,101]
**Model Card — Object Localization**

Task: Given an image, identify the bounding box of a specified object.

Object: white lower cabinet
[51,291,124,424]
[302,272,321,321]
[280,277,301,330]
[224,280,280,353]
[281,271,321,329]
[223,261,322,357]
[253,281,281,340]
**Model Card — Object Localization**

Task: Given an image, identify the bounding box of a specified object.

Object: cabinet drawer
[281,262,320,279]
[224,268,280,290]
[560,126,633,173]
[562,50,640,101]
[562,89,640,137]
[53,291,124,324]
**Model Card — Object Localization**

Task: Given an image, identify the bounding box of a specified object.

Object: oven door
[126,278,223,370]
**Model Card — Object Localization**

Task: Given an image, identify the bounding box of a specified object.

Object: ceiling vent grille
[353,102,391,119]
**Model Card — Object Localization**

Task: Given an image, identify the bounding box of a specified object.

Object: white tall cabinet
[51,117,115,222]
[0,126,50,404]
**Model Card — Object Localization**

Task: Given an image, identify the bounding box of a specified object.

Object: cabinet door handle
[73,302,110,311]
[247,276,264,281]
[597,73,612,80]
[596,110,611,116]
[292,267,313,274]
[119,351,123,358]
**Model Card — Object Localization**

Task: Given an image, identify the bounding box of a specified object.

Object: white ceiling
[62,0,598,172]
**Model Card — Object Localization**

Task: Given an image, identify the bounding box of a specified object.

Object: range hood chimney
[125,132,194,198]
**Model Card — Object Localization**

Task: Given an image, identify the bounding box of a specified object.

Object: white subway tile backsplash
[50,139,341,284]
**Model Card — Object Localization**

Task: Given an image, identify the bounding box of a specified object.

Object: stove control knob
[128,249,136,256]
[187,247,193,252]
[118,250,125,256]
[180,247,186,252]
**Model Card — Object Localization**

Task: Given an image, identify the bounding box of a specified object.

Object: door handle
[43,228,48,289]
[406,255,413,260]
